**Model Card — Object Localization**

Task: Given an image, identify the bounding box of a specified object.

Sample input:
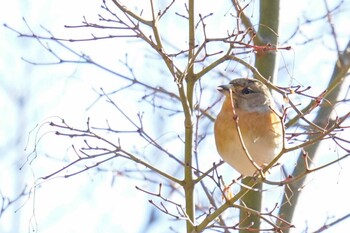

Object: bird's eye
[241,87,254,95]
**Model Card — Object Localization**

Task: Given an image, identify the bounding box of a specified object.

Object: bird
[214,78,283,176]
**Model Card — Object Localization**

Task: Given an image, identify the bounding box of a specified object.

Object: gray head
[218,78,274,112]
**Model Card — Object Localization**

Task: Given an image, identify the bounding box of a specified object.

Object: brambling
[214,78,283,176]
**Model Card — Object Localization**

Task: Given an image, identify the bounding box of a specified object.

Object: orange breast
[214,98,283,176]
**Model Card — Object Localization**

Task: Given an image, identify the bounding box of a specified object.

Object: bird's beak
[217,84,232,92]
